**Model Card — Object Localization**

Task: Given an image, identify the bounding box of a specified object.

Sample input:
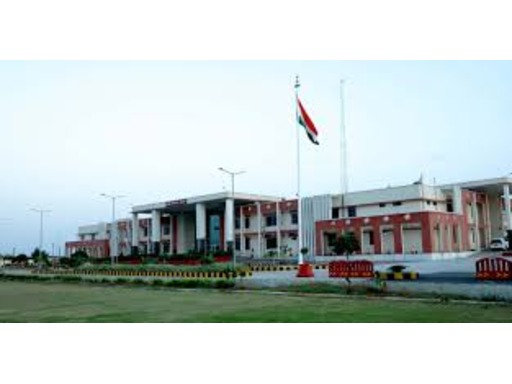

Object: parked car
[490,238,509,251]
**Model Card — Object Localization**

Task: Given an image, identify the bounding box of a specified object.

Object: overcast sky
[1,61,512,254]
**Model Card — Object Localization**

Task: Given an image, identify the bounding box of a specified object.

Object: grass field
[1,281,512,322]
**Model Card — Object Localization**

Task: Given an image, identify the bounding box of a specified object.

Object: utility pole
[100,193,126,265]
[30,209,51,255]
[218,167,245,269]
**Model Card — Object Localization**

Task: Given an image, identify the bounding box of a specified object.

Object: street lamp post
[100,193,126,265]
[218,167,245,269]
[30,209,51,257]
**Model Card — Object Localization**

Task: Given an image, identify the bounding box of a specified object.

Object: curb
[250,264,327,272]
[375,272,419,280]
[35,269,253,279]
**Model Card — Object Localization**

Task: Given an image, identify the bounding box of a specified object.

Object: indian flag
[297,98,319,145]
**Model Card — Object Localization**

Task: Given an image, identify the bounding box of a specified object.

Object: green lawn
[1,281,512,322]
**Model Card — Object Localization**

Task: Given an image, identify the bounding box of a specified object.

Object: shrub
[58,275,82,283]
[152,279,165,286]
[200,253,215,265]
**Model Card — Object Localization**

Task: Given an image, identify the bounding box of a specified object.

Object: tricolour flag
[297,98,319,145]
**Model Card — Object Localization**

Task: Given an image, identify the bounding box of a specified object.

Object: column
[420,214,433,253]
[168,215,174,255]
[177,214,186,254]
[472,194,480,250]
[195,203,207,251]
[172,215,178,254]
[256,202,262,258]
[131,213,139,256]
[239,206,244,257]
[393,224,403,254]
[504,184,512,232]
[151,210,161,255]
[485,194,492,247]
[373,224,382,254]
[224,198,234,251]
[276,201,281,257]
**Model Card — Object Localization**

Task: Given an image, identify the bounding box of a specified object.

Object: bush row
[0,273,236,289]
[74,263,243,273]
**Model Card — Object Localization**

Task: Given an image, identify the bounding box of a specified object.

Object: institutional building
[65,176,512,259]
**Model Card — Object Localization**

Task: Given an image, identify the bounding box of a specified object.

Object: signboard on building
[165,199,187,207]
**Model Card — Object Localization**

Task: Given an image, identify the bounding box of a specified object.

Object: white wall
[342,184,443,207]
[353,201,424,217]
[78,223,108,240]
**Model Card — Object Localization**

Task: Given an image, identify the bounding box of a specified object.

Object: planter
[214,256,232,263]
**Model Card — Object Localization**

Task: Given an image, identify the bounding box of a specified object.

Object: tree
[14,254,28,265]
[330,232,361,285]
[70,250,89,268]
[331,232,360,259]
[31,248,50,267]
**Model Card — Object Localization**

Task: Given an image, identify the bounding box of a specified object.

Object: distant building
[65,176,512,258]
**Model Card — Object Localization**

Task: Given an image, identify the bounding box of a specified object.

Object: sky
[1,60,512,254]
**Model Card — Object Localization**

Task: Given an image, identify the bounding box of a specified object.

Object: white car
[490,238,509,251]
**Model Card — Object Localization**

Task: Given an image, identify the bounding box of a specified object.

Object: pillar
[131,213,139,256]
[172,215,178,254]
[195,203,207,251]
[151,210,161,255]
[276,201,282,256]
[393,224,403,254]
[239,206,244,257]
[504,184,512,231]
[472,194,480,250]
[224,198,234,251]
[485,194,492,247]
[421,214,433,253]
[373,224,382,254]
[256,202,262,258]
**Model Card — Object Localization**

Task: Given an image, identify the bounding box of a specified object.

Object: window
[266,237,277,249]
[265,213,277,227]
[235,238,241,250]
[433,201,437,206]
[245,237,251,250]
[244,216,250,229]
[392,201,402,206]
[162,225,170,236]
[162,241,170,254]
[347,206,357,218]
[291,211,298,224]
[143,227,148,237]
[379,203,386,208]
[331,208,339,219]
[447,199,454,213]
[235,216,240,229]
[91,234,96,240]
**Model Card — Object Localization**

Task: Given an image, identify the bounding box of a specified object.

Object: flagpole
[295,75,303,265]
[340,79,348,216]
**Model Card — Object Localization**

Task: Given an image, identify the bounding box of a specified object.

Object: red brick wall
[315,211,467,256]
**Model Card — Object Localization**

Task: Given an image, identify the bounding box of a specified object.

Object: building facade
[65,176,512,258]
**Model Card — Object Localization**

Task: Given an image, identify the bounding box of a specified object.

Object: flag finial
[295,75,300,89]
